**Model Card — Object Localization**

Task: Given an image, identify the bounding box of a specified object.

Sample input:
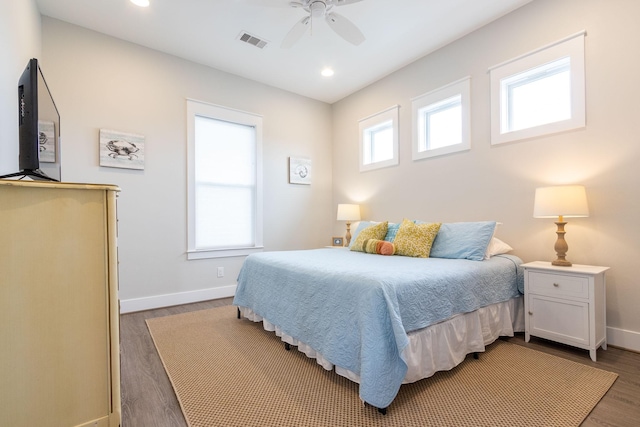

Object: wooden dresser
[0,180,121,427]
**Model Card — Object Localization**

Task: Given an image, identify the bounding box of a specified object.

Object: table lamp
[337,204,361,247]
[533,185,589,266]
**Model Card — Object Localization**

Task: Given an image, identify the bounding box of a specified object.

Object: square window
[359,106,399,172]
[490,32,585,145]
[502,57,571,133]
[412,77,470,160]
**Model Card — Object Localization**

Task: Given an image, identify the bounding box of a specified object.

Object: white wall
[40,18,333,312]
[0,0,41,175]
[331,0,640,350]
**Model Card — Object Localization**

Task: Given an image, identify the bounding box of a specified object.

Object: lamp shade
[533,185,589,218]
[337,204,361,221]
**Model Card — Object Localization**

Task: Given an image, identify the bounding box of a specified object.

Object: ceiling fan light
[310,1,327,17]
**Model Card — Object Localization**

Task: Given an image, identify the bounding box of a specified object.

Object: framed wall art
[289,156,311,185]
[99,129,145,170]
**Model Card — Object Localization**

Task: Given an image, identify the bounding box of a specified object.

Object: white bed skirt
[238,295,524,385]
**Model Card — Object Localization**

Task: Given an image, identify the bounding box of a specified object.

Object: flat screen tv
[0,58,61,181]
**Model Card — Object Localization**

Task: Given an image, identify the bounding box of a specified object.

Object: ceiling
[35,0,532,104]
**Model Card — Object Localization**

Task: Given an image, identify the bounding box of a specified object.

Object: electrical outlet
[217,267,224,278]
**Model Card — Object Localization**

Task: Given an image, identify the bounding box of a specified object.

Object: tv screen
[1,58,61,181]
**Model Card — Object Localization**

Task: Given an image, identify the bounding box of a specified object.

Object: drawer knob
[553,283,560,287]
[528,311,533,315]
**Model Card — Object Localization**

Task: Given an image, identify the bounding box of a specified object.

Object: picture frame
[332,236,344,247]
[289,156,311,185]
[99,129,145,170]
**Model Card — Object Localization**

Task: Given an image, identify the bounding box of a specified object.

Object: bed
[232,221,525,412]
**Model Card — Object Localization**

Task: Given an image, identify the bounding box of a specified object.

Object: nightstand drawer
[528,271,589,299]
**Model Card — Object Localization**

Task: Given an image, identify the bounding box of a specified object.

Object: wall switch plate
[217,267,224,278]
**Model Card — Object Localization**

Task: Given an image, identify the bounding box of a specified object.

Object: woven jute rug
[146,306,617,427]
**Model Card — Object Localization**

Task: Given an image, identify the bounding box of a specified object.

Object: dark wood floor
[120,298,640,427]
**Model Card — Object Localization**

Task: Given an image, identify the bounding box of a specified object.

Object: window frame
[186,98,263,260]
[359,105,399,172]
[411,77,471,160]
[490,31,585,145]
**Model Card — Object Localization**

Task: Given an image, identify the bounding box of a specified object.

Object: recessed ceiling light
[130,0,150,7]
[321,68,335,77]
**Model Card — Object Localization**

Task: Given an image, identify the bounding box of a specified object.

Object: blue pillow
[429,221,497,261]
[384,222,401,242]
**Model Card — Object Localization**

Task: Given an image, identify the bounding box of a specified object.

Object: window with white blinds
[187,99,263,259]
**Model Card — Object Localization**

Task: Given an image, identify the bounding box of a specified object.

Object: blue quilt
[233,249,523,409]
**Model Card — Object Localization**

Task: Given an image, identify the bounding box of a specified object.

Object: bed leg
[365,402,388,415]
[284,343,291,351]
[473,352,479,359]
[237,307,241,319]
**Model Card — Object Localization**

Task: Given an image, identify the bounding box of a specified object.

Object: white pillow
[484,237,513,259]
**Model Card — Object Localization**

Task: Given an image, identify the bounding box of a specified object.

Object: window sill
[187,246,264,260]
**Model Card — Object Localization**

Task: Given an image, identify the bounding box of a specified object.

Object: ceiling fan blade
[281,16,311,48]
[325,12,365,45]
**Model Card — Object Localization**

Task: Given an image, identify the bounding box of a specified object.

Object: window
[359,105,399,172]
[412,77,470,160]
[187,99,263,259]
[490,32,585,145]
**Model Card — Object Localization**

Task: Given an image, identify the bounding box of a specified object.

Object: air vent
[238,31,269,49]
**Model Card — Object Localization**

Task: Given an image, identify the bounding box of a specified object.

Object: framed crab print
[99,129,145,170]
[289,156,311,185]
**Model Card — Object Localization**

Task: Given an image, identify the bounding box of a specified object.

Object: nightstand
[522,261,609,361]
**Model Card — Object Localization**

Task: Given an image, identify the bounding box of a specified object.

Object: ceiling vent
[238,31,268,49]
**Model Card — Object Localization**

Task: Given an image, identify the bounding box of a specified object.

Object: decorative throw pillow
[348,221,376,248]
[350,221,388,252]
[394,219,441,258]
[363,239,396,256]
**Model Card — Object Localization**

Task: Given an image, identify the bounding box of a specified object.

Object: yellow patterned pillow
[350,221,388,252]
[394,219,441,258]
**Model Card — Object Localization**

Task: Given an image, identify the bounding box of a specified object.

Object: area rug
[146,306,617,427]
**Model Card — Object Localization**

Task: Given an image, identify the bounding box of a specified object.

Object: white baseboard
[120,284,236,314]
[607,326,640,353]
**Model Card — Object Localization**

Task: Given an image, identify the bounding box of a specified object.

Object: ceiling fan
[281,0,366,48]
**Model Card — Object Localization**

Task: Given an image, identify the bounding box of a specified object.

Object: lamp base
[552,221,572,267]
[345,221,352,247]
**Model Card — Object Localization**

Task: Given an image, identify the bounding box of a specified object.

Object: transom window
[419,95,462,150]
[363,120,393,164]
[490,32,585,145]
[359,105,399,172]
[412,77,470,160]
[502,57,571,133]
